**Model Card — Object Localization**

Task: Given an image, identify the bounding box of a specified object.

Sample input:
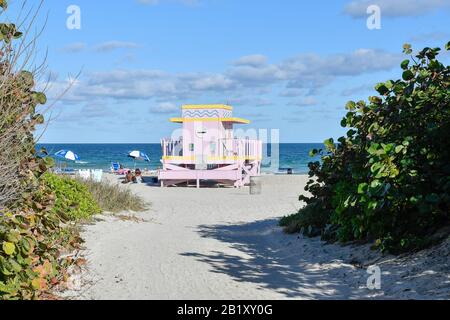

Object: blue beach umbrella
[54,150,80,172]
[128,150,150,162]
[127,150,150,168]
[55,150,80,161]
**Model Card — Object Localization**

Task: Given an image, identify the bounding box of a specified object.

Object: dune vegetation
[80,179,147,213]
[281,42,450,253]
[0,1,145,299]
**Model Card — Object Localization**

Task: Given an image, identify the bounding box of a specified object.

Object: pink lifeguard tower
[159,104,262,188]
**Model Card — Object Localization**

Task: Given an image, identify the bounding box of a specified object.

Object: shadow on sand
[181,219,370,299]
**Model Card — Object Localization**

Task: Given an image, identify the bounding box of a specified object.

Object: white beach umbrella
[55,150,80,161]
[127,150,150,168]
[128,150,150,162]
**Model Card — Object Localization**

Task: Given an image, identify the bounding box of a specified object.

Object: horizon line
[37,142,324,145]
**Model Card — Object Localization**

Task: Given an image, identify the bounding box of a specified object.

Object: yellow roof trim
[170,117,250,124]
[182,104,233,111]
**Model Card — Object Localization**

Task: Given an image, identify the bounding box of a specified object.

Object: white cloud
[283,49,400,78]
[287,97,318,107]
[409,31,450,43]
[227,49,399,89]
[186,73,235,91]
[279,88,306,98]
[81,103,115,118]
[88,70,167,85]
[344,0,450,18]
[59,41,140,54]
[341,84,374,96]
[94,41,140,52]
[233,54,268,67]
[150,102,178,114]
[229,65,285,84]
[226,97,272,107]
[47,49,400,110]
[60,42,87,53]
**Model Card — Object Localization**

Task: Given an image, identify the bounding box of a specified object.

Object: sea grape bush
[282,43,450,253]
[41,173,101,221]
[0,0,47,209]
[0,1,86,299]
[0,178,82,299]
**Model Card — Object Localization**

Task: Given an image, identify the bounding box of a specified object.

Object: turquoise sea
[37,144,323,174]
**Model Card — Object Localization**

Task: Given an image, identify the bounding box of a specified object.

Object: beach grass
[78,178,147,213]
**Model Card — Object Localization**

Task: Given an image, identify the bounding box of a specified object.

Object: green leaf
[370,162,382,173]
[383,143,394,153]
[345,101,356,111]
[309,149,318,157]
[18,70,34,87]
[375,83,389,95]
[324,138,335,151]
[446,41,450,51]
[385,80,394,89]
[370,180,382,189]
[33,92,47,105]
[358,183,368,194]
[369,96,382,104]
[368,201,378,210]
[402,70,414,81]
[33,114,45,125]
[400,59,409,70]
[6,230,20,243]
[44,157,55,168]
[395,145,404,154]
[368,143,380,155]
[2,242,15,256]
[9,259,22,273]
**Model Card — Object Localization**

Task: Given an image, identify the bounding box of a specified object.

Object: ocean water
[37,143,323,174]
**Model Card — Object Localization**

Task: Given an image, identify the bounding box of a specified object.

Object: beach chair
[111,162,120,173]
[111,162,129,175]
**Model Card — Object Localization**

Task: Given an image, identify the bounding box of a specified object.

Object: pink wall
[182,121,231,160]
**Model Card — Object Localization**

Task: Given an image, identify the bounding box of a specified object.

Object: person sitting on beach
[134,168,144,183]
[123,170,133,184]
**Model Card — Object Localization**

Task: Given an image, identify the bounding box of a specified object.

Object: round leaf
[400,59,409,70]
[2,242,15,256]
[402,70,414,81]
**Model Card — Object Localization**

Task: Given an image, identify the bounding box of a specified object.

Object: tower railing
[161,138,262,163]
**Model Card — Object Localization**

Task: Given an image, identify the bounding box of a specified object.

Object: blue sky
[6,0,449,143]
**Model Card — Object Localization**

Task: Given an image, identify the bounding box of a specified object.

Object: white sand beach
[66,174,449,300]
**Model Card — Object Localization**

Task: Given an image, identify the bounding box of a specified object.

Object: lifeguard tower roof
[170,104,250,124]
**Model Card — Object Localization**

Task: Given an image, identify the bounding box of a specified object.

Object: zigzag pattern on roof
[183,110,222,118]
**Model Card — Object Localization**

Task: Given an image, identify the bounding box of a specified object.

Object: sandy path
[68,175,449,300]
